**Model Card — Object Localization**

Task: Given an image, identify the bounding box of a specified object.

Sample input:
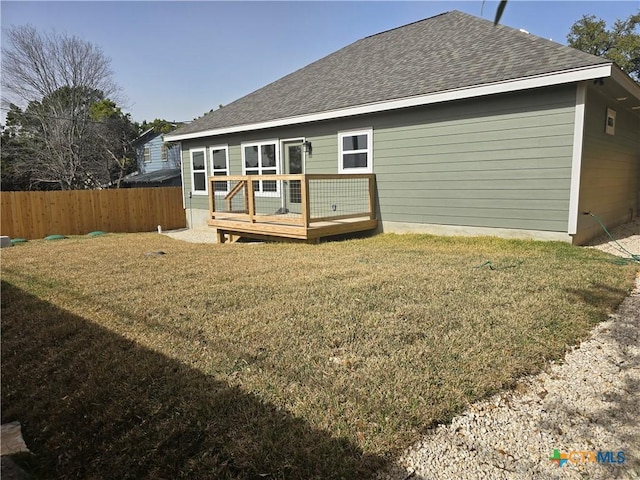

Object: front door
[282,140,304,207]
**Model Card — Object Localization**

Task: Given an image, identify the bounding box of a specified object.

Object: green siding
[181,85,578,233]
[574,85,640,244]
[373,86,576,232]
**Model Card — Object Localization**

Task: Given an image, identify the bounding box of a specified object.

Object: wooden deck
[208,174,377,243]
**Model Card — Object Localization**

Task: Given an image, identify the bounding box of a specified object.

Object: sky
[1,1,639,125]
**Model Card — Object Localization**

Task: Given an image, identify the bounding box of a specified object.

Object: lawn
[1,232,636,479]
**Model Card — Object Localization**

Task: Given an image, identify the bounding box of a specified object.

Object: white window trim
[209,145,229,195]
[143,146,151,163]
[161,143,168,161]
[241,139,280,197]
[338,128,373,173]
[190,147,208,196]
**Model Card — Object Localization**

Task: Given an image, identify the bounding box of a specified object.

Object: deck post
[243,179,249,216]
[368,174,376,220]
[301,174,310,228]
[208,177,215,220]
[247,177,256,223]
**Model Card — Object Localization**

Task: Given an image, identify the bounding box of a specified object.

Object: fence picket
[0,187,186,239]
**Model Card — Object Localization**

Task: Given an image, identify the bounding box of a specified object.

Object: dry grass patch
[1,232,636,479]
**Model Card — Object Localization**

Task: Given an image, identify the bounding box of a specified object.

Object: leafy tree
[567,12,640,82]
[0,25,135,189]
[5,86,137,189]
[1,106,38,190]
[91,100,139,187]
[139,119,177,135]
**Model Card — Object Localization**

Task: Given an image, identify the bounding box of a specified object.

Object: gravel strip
[584,217,640,259]
[377,221,640,480]
[162,227,217,244]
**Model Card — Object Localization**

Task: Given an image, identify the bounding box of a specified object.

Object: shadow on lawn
[566,283,631,312]
[0,281,384,479]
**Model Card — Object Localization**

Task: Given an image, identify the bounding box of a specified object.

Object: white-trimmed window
[210,145,229,194]
[161,143,168,161]
[338,128,373,173]
[242,140,279,196]
[190,148,207,195]
[143,146,151,163]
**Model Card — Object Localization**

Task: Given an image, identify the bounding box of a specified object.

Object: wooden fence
[0,187,186,239]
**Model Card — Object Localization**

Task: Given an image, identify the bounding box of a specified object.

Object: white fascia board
[165,64,613,142]
[611,66,640,102]
[568,82,587,236]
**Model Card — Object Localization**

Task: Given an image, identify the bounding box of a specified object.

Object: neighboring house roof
[133,128,158,147]
[167,10,626,142]
[121,168,181,186]
[136,123,187,145]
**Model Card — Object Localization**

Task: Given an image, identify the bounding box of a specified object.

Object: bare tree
[2,25,119,108]
[1,26,134,190]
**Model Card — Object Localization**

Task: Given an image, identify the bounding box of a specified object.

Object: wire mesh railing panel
[308,177,370,220]
[212,180,248,214]
[210,175,373,224]
[253,181,302,220]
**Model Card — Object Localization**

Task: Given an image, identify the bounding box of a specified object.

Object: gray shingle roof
[122,168,181,185]
[172,10,608,137]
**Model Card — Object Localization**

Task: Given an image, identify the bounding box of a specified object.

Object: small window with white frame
[242,140,279,196]
[605,108,616,135]
[190,148,207,195]
[210,145,229,194]
[143,146,151,163]
[338,128,373,173]
[161,143,168,161]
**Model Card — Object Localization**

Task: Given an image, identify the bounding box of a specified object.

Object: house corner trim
[568,83,587,235]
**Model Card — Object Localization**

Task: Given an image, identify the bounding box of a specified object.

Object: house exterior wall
[373,85,576,235]
[573,85,640,245]
[181,85,578,238]
[137,134,181,174]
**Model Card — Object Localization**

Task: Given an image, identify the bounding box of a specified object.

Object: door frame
[280,137,306,174]
[280,138,306,210]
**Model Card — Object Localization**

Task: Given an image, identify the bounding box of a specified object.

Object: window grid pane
[343,153,368,169]
[245,146,259,168]
[194,172,206,191]
[212,150,227,170]
[192,152,205,170]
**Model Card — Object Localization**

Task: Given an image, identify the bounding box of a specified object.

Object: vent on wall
[605,108,616,135]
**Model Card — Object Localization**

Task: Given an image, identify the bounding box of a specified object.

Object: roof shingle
[172,10,608,137]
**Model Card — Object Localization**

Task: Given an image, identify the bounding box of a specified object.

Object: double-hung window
[210,145,229,194]
[161,143,168,161]
[143,146,151,163]
[338,128,373,173]
[190,148,207,195]
[242,141,279,196]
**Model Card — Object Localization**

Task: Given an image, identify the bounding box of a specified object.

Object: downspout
[567,82,587,237]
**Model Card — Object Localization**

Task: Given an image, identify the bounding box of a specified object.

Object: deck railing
[208,174,376,227]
